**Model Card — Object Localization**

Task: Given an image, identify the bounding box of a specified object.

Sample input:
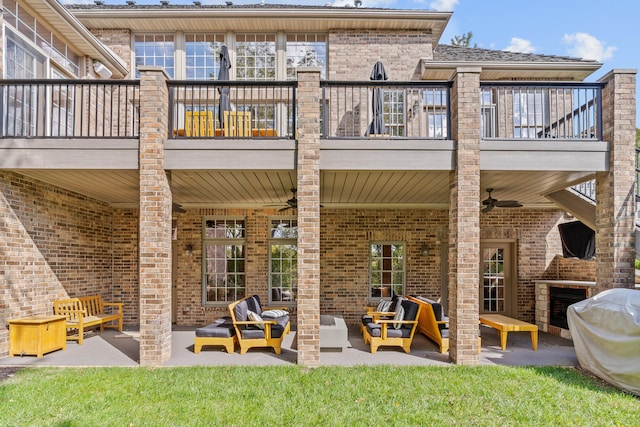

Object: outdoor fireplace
[549,287,587,329]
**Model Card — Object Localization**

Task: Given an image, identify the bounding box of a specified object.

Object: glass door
[480,242,516,316]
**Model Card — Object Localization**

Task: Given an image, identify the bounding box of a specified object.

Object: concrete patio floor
[0,324,578,368]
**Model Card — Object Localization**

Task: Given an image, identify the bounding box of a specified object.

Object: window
[480,89,496,138]
[3,0,80,76]
[424,88,448,138]
[203,218,245,305]
[513,89,548,138]
[3,30,46,136]
[185,34,224,80]
[269,219,298,304]
[134,34,175,78]
[370,242,405,300]
[482,247,505,312]
[383,90,405,137]
[50,69,75,137]
[286,34,326,80]
[236,34,276,80]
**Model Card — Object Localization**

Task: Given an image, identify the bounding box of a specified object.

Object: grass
[0,365,638,426]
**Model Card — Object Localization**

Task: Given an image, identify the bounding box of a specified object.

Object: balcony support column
[138,66,173,366]
[296,68,322,368]
[448,67,482,365]
[595,69,637,291]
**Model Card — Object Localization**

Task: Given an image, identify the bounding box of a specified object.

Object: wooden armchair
[228,295,290,354]
[407,295,481,354]
[360,295,401,335]
[362,298,422,354]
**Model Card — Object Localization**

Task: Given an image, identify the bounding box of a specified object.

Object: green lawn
[1,366,638,426]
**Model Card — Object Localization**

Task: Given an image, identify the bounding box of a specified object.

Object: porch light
[421,244,429,256]
[93,61,112,79]
[185,243,195,256]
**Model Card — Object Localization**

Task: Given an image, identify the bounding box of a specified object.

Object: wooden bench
[53,295,123,345]
[407,296,481,354]
[479,313,538,351]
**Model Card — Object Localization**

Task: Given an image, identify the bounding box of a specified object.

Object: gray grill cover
[567,288,640,396]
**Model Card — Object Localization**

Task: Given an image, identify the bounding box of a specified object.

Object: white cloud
[429,0,458,11]
[563,32,616,61]
[505,37,536,54]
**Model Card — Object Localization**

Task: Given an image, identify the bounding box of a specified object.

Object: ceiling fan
[266,188,323,212]
[481,188,523,213]
[265,188,298,212]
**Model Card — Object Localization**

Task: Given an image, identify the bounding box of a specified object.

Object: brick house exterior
[0,1,636,366]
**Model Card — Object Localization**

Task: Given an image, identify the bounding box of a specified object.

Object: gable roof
[423,44,601,81]
[67,4,452,43]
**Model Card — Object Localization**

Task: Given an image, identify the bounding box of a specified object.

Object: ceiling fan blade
[481,204,494,213]
[172,202,185,213]
[278,206,292,212]
[495,200,523,208]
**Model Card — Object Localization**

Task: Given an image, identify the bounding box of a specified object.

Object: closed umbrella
[218,45,231,129]
[365,60,388,136]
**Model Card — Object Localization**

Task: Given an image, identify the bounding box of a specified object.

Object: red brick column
[448,67,481,365]
[296,68,322,367]
[595,70,637,291]
[138,66,172,366]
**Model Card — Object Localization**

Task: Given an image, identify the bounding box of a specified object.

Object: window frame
[184,33,225,80]
[268,218,298,306]
[285,33,327,80]
[201,216,246,307]
[369,241,406,302]
[134,33,175,78]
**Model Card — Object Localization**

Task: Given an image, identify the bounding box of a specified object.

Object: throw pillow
[376,300,392,312]
[393,305,405,329]
[261,309,288,318]
[247,310,264,329]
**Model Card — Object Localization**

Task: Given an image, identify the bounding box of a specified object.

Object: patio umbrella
[218,45,231,129]
[365,60,388,136]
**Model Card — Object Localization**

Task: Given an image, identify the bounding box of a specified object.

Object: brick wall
[0,171,113,357]
[328,30,432,80]
[89,28,133,76]
[167,207,574,331]
[113,208,139,325]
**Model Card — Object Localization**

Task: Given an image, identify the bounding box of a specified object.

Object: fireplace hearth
[549,287,587,329]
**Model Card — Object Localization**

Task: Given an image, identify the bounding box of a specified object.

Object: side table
[8,315,67,358]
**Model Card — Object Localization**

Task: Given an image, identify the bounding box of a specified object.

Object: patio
[0,325,577,368]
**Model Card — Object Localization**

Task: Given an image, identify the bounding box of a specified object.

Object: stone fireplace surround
[535,280,596,339]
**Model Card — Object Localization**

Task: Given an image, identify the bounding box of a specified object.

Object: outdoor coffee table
[319,315,349,351]
[479,314,538,351]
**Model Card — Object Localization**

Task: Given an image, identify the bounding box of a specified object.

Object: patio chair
[228,295,290,354]
[362,298,422,354]
[360,294,401,335]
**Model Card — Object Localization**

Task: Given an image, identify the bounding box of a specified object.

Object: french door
[480,241,516,316]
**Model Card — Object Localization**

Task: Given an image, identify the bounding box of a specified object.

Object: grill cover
[567,288,640,396]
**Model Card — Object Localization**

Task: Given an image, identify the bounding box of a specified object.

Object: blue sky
[68,0,639,122]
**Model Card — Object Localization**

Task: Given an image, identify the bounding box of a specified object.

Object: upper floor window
[203,218,245,305]
[3,0,80,77]
[269,219,298,305]
[514,90,548,138]
[185,34,225,80]
[286,34,327,80]
[236,34,276,80]
[383,90,405,137]
[135,34,175,78]
[370,242,405,301]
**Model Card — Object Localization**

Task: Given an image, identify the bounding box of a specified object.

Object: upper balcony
[0,78,608,172]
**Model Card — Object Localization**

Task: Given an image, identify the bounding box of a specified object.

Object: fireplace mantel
[535,280,596,288]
